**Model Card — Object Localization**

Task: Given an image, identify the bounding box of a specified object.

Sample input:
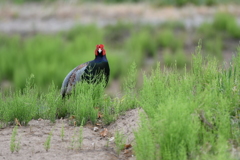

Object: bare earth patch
[0,108,142,160]
[0,2,240,34]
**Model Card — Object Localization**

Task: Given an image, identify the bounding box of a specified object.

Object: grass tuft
[134,43,240,159]
[10,125,19,153]
[115,130,126,155]
[44,129,53,152]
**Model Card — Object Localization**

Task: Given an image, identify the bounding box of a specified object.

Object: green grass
[0,24,136,91]
[0,70,136,126]
[1,12,239,91]
[163,49,189,68]
[198,12,240,38]
[0,43,240,159]
[134,44,240,160]
[78,121,84,149]
[10,125,19,153]
[0,10,240,159]
[115,130,126,155]
[44,129,53,152]
[213,12,240,38]
[0,75,38,125]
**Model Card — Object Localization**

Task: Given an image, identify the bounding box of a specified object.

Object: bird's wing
[61,62,89,96]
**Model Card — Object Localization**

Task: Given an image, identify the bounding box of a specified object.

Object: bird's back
[61,44,110,98]
[61,60,109,98]
[61,62,89,98]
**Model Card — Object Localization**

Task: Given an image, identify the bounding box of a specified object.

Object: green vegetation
[213,12,240,38]
[0,75,38,125]
[115,131,126,155]
[0,43,240,159]
[44,129,53,152]
[0,75,123,126]
[134,44,240,159]
[67,122,85,150]
[60,122,65,141]
[10,125,20,153]
[78,121,84,149]
[0,10,240,159]
[1,12,239,92]
[69,129,76,150]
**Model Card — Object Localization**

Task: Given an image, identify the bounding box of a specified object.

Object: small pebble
[93,127,99,132]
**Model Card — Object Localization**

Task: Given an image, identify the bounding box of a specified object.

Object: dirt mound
[0,108,142,160]
[108,108,142,144]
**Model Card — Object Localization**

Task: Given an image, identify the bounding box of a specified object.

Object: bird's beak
[98,48,102,53]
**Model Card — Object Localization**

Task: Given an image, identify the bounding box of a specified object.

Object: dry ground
[0,2,240,34]
[0,108,142,160]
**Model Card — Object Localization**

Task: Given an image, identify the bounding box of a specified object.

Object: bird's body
[61,44,110,98]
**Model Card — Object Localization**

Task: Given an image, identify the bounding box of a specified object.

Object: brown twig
[198,110,214,130]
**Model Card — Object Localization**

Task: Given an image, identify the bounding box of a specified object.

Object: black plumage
[61,44,110,98]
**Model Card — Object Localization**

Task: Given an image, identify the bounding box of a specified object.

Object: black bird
[61,44,110,98]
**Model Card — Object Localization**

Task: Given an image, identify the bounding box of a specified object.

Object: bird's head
[95,44,106,56]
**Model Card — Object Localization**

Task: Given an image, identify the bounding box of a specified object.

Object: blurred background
[0,0,240,96]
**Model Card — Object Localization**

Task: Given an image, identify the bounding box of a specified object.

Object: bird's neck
[94,55,107,62]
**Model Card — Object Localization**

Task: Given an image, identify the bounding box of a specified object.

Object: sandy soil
[0,108,142,160]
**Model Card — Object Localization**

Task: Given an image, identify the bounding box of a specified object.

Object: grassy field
[1,43,240,159]
[0,7,240,159]
[135,44,240,159]
[0,12,240,92]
